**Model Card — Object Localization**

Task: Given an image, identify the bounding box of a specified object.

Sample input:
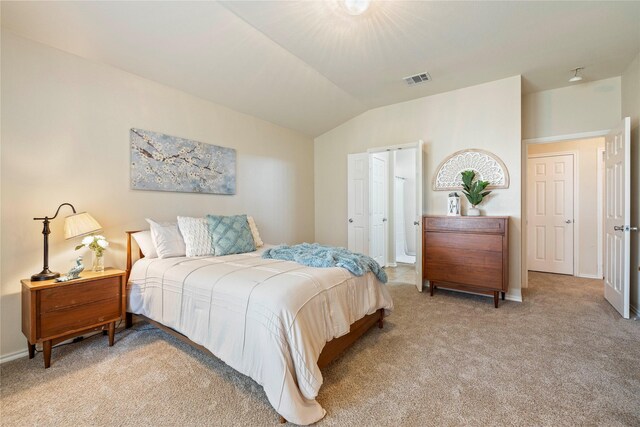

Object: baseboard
[506,291,523,302]
[386,262,397,268]
[576,273,603,279]
[0,349,29,364]
[631,304,639,318]
[435,285,523,303]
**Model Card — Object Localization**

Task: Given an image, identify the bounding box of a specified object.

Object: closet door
[347,153,369,255]
[369,152,389,266]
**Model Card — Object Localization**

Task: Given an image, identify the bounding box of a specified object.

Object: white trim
[596,146,605,279]
[527,152,579,277]
[367,141,422,154]
[506,291,523,303]
[523,130,610,145]
[436,287,522,303]
[1,349,29,364]
[577,273,603,280]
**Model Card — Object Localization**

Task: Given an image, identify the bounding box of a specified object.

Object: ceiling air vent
[403,72,431,86]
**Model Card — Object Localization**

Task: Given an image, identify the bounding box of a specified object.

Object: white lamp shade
[64,212,102,239]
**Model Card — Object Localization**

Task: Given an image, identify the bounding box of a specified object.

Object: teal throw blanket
[262,243,387,283]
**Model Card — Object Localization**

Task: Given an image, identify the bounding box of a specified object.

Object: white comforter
[127,247,393,425]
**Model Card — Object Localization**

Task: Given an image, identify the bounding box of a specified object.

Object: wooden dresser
[422,216,509,308]
[21,268,126,368]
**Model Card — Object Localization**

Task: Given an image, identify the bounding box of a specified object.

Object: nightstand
[21,268,127,368]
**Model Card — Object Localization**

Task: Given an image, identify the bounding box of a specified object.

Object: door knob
[565,220,572,224]
[348,218,354,223]
[613,225,624,231]
[382,218,387,222]
[630,226,639,232]
[414,221,420,226]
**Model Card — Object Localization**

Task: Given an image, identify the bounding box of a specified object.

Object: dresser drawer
[40,277,121,313]
[39,297,121,338]
[424,217,506,234]
[425,233,503,289]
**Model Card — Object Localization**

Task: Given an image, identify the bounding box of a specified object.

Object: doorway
[526,138,605,279]
[347,141,424,291]
[393,149,417,265]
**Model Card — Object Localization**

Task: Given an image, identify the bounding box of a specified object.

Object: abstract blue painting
[130,128,236,195]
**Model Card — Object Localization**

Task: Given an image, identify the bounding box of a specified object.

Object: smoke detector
[403,72,431,86]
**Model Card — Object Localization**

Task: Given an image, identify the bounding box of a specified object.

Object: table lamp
[31,202,102,281]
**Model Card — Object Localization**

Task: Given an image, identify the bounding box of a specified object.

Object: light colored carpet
[2,272,639,426]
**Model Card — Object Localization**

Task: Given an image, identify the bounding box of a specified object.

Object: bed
[124,231,394,425]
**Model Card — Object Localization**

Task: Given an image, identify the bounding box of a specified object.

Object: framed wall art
[130,128,236,195]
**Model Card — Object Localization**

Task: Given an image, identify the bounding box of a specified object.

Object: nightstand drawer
[40,297,121,338]
[40,277,120,312]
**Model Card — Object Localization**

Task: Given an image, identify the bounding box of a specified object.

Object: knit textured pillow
[206,214,256,256]
[247,216,264,247]
[177,216,214,257]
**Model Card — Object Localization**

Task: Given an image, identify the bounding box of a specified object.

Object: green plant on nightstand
[461,170,491,216]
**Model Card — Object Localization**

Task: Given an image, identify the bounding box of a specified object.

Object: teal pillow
[206,214,256,256]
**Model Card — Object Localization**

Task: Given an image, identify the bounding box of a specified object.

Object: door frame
[524,131,609,281]
[367,142,422,268]
[527,151,579,276]
[597,146,605,279]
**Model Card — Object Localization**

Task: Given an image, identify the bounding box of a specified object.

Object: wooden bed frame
[124,231,384,371]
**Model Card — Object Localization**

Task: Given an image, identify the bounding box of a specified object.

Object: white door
[604,117,632,319]
[369,152,388,266]
[414,141,424,291]
[527,154,574,275]
[347,153,369,255]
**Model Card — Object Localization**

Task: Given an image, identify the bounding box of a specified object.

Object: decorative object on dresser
[447,192,461,216]
[130,128,236,195]
[55,256,84,282]
[21,268,126,368]
[31,203,102,281]
[460,170,491,216]
[75,234,109,272]
[433,148,509,191]
[422,216,509,308]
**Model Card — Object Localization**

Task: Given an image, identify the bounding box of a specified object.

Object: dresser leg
[43,340,52,369]
[494,292,499,308]
[501,291,505,301]
[28,341,35,359]
[108,322,115,346]
[430,282,434,296]
[125,312,133,329]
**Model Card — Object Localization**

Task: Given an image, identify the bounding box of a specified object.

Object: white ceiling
[2,1,639,137]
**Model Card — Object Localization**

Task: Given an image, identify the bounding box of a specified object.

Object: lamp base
[31,270,60,282]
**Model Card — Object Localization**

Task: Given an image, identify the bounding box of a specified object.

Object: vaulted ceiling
[2,1,639,136]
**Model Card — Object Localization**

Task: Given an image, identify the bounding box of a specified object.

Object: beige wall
[621,53,640,315]
[527,138,605,278]
[0,32,315,359]
[314,76,523,300]
[522,77,621,140]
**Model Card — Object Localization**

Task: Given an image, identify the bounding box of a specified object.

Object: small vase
[92,252,104,272]
[467,206,481,216]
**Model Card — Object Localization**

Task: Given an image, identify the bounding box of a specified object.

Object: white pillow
[145,218,186,259]
[177,216,214,257]
[247,216,264,247]
[131,230,158,259]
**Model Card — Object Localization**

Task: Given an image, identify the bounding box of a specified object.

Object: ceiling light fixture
[341,0,371,16]
[569,67,584,83]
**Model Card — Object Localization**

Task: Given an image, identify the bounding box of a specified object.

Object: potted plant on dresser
[461,170,491,216]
